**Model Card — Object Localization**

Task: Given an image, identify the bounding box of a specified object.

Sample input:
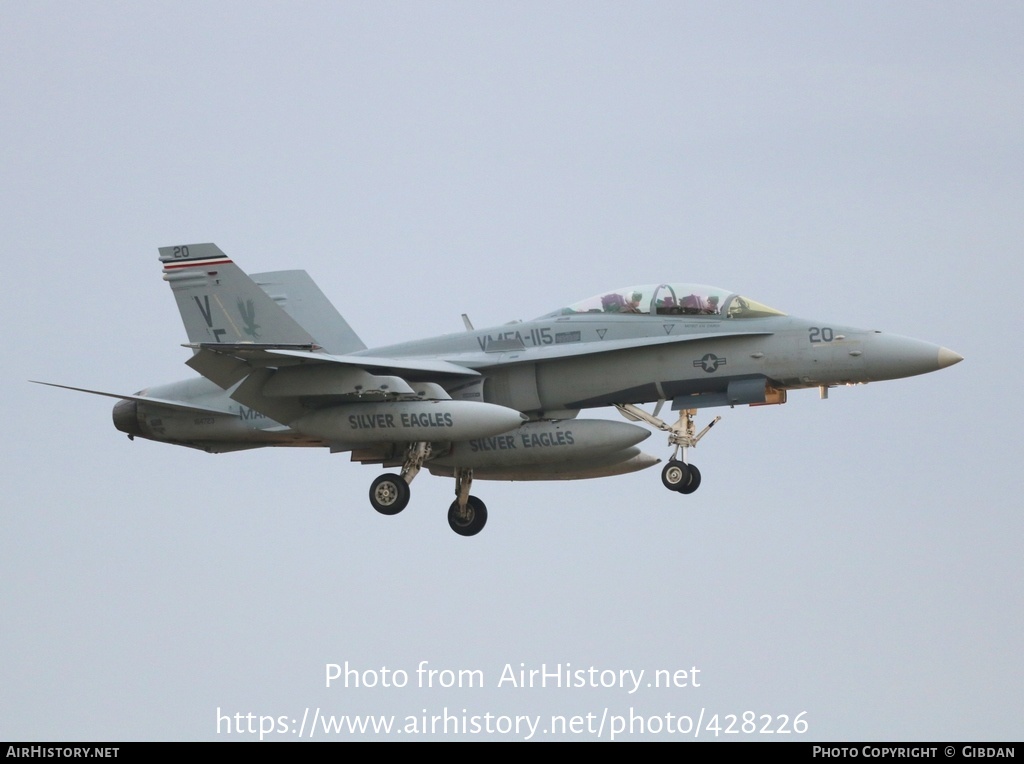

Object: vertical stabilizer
[251,270,366,354]
[158,244,316,346]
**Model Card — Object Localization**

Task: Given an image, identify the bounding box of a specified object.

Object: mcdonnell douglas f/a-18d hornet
[39,244,962,537]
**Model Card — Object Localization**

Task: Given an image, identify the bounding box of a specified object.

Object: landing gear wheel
[661,460,690,491]
[369,473,410,515]
[678,463,701,494]
[448,495,488,537]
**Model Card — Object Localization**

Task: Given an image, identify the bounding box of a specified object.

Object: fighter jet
[38,243,962,537]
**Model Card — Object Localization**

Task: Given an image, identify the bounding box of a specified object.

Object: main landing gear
[367,443,488,537]
[448,468,487,537]
[615,404,720,496]
[369,473,409,514]
[367,441,429,515]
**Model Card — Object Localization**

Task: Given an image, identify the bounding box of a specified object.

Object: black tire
[448,495,488,537]
[369,474,410,515]
[661,460,690,491]
[678,463,702,494]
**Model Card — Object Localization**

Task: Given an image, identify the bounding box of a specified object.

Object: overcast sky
[2,1,1020,741]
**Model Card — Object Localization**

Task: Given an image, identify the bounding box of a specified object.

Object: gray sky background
[2,1,1020,741]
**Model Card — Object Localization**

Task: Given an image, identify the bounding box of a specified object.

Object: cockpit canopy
[538,283,786,320]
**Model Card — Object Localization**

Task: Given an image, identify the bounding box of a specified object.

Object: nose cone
[865,334,963,381]
[938,346,964,369]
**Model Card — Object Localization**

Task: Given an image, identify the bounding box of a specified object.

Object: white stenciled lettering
[496,663,644,694]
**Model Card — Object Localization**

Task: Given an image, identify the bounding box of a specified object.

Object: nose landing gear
[616,404,719,495]
[660,460,702,494]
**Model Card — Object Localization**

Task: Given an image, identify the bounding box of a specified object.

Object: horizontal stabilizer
[30,381,241,416]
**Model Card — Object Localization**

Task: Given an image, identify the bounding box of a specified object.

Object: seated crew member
[624,291,643,313]
[601,293,626,312]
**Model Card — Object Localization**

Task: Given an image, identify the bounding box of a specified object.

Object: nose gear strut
[614,404,721,495]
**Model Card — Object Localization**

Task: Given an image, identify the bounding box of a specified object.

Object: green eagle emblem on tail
[237,298,261,340]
